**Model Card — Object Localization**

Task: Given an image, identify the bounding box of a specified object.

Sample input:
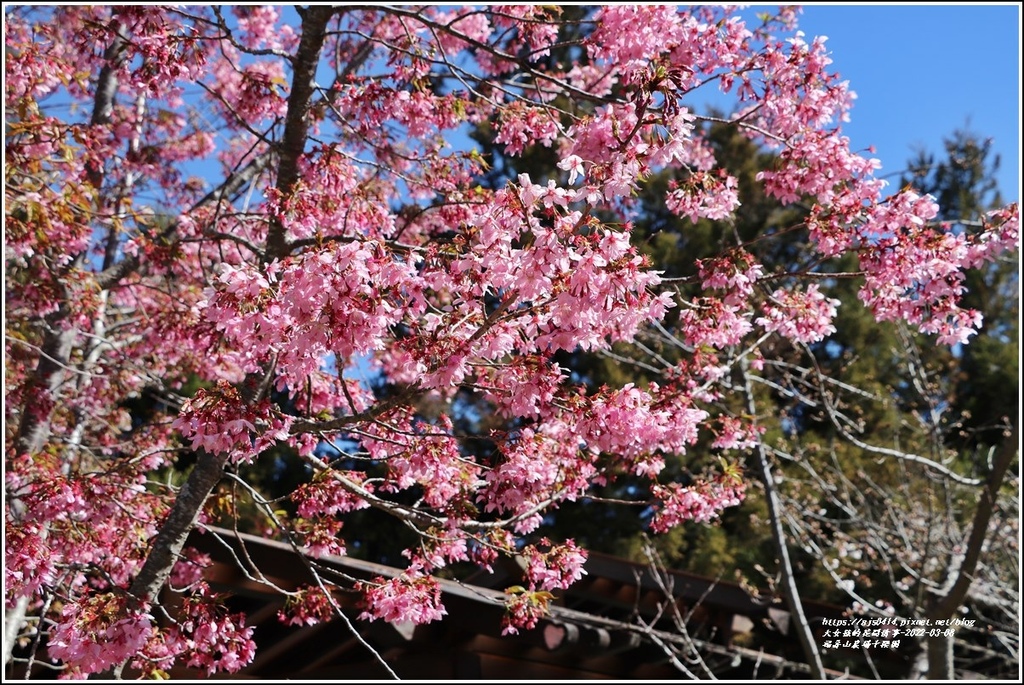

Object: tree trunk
[923,419,1018,679]
[743,361,827,679]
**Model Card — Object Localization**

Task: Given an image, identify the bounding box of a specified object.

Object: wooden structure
[165,526,873,680]
[7,525,1012,679]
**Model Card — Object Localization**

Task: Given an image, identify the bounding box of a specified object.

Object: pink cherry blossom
[650,475,746,532]
[47,594,154,676]
[358,574,448,625]
[757,284,841,343]
[558,154,586,185]
[278,585,337,627]
[501,587,554,635]
[175,586,256,675]
[522,538,589,591]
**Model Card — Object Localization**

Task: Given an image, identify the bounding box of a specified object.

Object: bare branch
[741,357,827,679]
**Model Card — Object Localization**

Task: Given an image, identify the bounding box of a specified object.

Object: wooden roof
[163,526,872,680]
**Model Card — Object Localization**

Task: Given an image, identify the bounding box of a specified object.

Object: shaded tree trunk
[743,360,827,679]
[923,419,1018,679]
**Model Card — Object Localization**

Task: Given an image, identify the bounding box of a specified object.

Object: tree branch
[266,5,336,260]
[125,451,231,605]
[95,154,272,290]
[803,344,984,487]
[741,358,827,679]
[111,9,338,672]
[926,418,1018,678]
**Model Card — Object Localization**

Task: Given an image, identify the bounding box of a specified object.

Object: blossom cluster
[357,575,448,626]
[649,475,747,533]
[46,594,154,676]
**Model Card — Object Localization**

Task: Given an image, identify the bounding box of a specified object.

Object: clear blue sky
[788,3,1020,202]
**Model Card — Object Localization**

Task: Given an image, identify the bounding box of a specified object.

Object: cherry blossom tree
[758,133,1020,679]
[4,5,1018,679]
[548,124,1020,680]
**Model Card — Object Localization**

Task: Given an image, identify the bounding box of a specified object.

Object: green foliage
[902,128,1003,221]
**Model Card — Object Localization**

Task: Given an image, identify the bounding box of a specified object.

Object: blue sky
[786,3,1020,201]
